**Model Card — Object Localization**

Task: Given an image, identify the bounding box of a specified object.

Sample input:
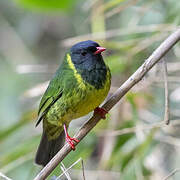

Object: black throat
[74,56,107,89]
[79,66,107,89]
[70,47,108,89]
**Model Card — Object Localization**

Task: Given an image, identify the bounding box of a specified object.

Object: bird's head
[69,40,106,70]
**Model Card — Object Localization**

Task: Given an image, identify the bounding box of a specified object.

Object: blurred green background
[0,0,180,179]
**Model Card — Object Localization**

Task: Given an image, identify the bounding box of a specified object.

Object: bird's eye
[81,52,87,56]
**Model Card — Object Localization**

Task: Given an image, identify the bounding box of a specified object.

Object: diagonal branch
[34,29,180,180]
[163,168,180,180]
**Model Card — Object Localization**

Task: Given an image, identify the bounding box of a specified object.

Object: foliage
[0,0,180,179]
[14,0,77,12]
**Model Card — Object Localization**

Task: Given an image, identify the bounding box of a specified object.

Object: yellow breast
[62,54,111,121]
[74,74,111,118]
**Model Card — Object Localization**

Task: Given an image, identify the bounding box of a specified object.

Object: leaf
[121,128,157,171]
[102,0,126,12]
[126,92,138,120]
[0,135,40,167]
[14,0,77,12]
[0,110,37,142]
[113,120,135,153]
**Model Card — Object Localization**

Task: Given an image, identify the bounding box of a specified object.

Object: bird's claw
[64,124,79,151]
[66,135,79,151]
[94,107,108,119]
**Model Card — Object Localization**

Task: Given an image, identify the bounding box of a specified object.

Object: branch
[34,29,180,180]
[163,168,180,180]
[58,158,82,180]
[0,172,12,180]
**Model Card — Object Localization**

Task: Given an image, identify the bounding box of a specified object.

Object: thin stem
[162,58,170,125]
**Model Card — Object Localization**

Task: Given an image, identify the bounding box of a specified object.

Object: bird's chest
[73,86,106,117]
[69,69,111,119]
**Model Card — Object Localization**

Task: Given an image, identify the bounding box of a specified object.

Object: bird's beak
[94,47,106,55]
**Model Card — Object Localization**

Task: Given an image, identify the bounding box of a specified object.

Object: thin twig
[34,29,180,180]
[98,119,180,139]
[60,163,71,180]
[61,24,178,47]
[130,33,168,56]
[162,58,170,125]
[163,168,180,180]
[71,169,121,179]
[99,122,163,137]
[105,0,138,18]
[81,160,86,180]
[156,135,180,147]
[55,158,82,180]
[0,153,34,174]
[0,172,12,180]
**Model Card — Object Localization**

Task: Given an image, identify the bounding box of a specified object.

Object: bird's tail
[35,130,65,166]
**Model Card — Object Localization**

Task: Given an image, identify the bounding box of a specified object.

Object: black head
[69,40,108,89]
[70,40,106,71]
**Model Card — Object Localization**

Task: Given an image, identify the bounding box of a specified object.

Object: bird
[35,40,111,166]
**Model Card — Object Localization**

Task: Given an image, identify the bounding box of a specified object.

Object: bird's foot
[94,107,108,119]
[64,124,79,151]
[65,135,79,151]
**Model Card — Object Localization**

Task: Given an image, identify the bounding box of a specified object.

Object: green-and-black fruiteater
[35,40,111,166]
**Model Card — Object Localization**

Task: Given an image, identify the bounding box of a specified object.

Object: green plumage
[35,40,111,166]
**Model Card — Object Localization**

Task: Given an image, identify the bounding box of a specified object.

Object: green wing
[36,74,63,127]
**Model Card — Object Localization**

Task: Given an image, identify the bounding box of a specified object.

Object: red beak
[94,47,106,55]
